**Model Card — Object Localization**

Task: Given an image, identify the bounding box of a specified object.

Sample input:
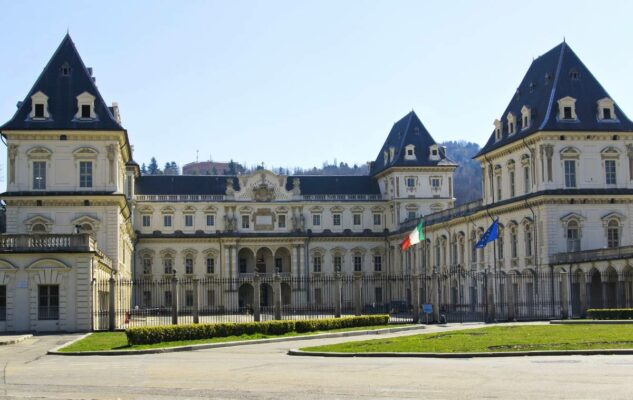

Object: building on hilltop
[0,37,631,332]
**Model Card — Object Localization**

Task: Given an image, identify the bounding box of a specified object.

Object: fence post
[487,271,495,322]
[334,273,342,318]
[560,272,569,319]
[108,274,116,331]
[353,274,362,316]
[193,277,199,324]
[432,272,440,323]
[171,274,179,325]
[273,273,282,320]
[253,274,261,322]
[506,278,515,321]
[412,274,420,323]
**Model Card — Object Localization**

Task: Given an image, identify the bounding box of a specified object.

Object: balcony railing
[0,234,96,252]
[550,245,633,265]
[135,194,226,202]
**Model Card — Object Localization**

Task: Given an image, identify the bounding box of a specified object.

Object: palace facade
[0,35,631,332]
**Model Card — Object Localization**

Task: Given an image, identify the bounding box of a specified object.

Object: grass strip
[301,325,633,353]
[59,324,405,352]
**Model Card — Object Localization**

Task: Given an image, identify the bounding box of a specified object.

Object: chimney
[111,102,122,124]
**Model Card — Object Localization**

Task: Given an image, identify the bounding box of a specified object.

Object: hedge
[126,315,390,345]
[587,309,633,320]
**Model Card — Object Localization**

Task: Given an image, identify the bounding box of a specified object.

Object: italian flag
[401,218,425,251]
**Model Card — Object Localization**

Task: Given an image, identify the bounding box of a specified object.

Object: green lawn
[59,324,404,352]
[301,325,633,353]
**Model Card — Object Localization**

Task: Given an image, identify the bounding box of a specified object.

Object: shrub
[126,315,389,345]
[587,309,633,320]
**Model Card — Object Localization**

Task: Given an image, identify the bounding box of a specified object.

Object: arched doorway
[604,267,618,308]
[238,283,254,312]
[624,266,633,308]
[238,248,255,274]
[255,248,273,274]
[589,269,602,309]
[274,247,292,274]
[281,282,292,306]
[260,283,273,308]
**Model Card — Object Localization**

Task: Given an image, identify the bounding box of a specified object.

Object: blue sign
[422,304,433,314]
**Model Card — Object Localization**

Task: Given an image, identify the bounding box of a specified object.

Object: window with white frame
[494,119,502,142]
[564,160,577,188]
[373,213,381,226]
[507,113,516,135]
[373,255,382,272]
[353,255,362,272]
[431,177,441,190]
[30,91,49,119]
[523,165,530,194]
[597,97,615,121]
[206,214,215,226]
[333,214,341,226]
[278,214,286,228]
[38,285,59,320]
[510,226,518,258]
[79,161,93,188]
[407,211,416,221]
[33,161,46,189]
[142,215,151,227]
[496,174,502,201]
[497,228,504,260]
[185,256,194,274]
[312,214,321,226]
[241,215,250,229]
[184,214,194,227]
[566,220,581,252]
[353,214,361,226]
[521,106,531,130]
[509,170,515,197]
[405,177,416,188]
[558,96,577,120]
[605,159,617,185]
[75,91,96,120]
[525,225,533,257]
[607,219,620,248]
[163,215,172,228]
[206,256,215,274]
[313,255,322,273]
[333,255,342,272]
[142,256,152,275]
[404,144,416,160]
[163,256,173,274]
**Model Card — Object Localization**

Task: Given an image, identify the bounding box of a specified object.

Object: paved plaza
[1,323,632,399]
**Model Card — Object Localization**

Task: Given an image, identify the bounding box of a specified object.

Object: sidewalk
[0,334,33,345]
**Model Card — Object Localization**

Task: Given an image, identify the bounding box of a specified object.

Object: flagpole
[485,209,497,321]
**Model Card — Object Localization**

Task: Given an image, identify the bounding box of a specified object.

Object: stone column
[223,246,231,277]
[192,278,199,324]
[253,274,261,322]
[108,274,116,331]
[273,274,282,320]
[230,246,238,279]
[353,274,362,316]
[171,275,179,325]
[291,245,299,277]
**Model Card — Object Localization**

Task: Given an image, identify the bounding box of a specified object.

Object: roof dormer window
[61,62,71,76]
[569,68,580,80]
[383,150,388,165]
[597,97,616,121]
[507,113,516,135]
[404,144,416,160]
[389,147,395,162]
[521,106,531,130]
[494,119,502,142]
[75,91,96,120]
[429,144,440,161]
[29,91,49,120]
[557,96,577,121]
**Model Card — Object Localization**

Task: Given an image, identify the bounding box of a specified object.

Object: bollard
[253,274,261,322]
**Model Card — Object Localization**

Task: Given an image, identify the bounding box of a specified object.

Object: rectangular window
[81,104,91,118]
[185,215,194,227]
[353,256,362,272]
[143,291,151,307]
[142,257,152,274]
[496,175,502,200]
[206,257,215,274]
[334,256,342,272]
[374,255,382,272]
[241,215,250,229]
[312,214,321,226]
[164,291,172,307]
[38,285,59,320]
[431,178,441,189]
[163,258,173,274]
[33,161,46,190]
[185,290,194,307]
[163,215,172,227]
[278,215,286,228]
[563,106,573,120]
[333,214,341,226]
[79,161,93,188]
[313,256,322,273]
[509,171,515,197]
[524,165,530,194]
[0,285,6,321]
[239,258,247,274]
[375,287,383,304]
[407,211,416,221]
[185,258,193,274]
[604,108,612,119]
[567,227,580,252]
[353,214,361,226]
[605,159,616,185]
[564,160,577,188]
[35,103,45,118]
[526,231,533,257]
[142,215,151,227]
[206,214,215,226]
[498,237,504,260]
[373,214,381,226]
[406,177,416,188]
[275,258,283,273]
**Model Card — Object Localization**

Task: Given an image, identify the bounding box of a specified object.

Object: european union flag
[475,218,499,249]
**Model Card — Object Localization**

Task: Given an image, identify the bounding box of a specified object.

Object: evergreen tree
[148,157,159,175]
[140,163,147,175]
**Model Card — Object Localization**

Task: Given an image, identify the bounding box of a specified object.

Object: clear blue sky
[1,0,633,180]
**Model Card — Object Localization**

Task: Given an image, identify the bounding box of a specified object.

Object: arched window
[607,220,620,248]
[470,231,477,264]
[497,225,505,260]
[566,220,581,252]
[31,223,48,233]
[185,255,194,275]
[510,225,518,259]
[163,254,174,275]
[142,255,153,275]
[524,223,533,258]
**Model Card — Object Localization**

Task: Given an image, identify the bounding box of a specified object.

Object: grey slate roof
[136,174,380,196]
[0,34,124,131]
[370,111,455,176]
[476,42,633,157]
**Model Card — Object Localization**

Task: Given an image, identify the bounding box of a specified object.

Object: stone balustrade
[550,245,633,265]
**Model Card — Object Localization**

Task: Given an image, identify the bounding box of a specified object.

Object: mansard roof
[0,34,124,131]
[135,175,380,196]
[477,42,633,157]
[370,111,455,176]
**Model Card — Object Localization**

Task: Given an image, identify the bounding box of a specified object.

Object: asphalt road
[1,323,632,399]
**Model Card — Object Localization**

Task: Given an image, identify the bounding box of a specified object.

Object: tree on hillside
[148,157,160,175]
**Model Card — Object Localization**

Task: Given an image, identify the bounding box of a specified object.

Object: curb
[287,348,633,358]
[0,334,33,346]
[47,324,426,356]
[550,320,633,325]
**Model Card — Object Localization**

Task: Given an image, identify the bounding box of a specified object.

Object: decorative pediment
[161,206,175,214]
[72,146,99,159]
[234,169,295,202]
[331,247,347,255]
[370,246,385,255]
[560,146,580,159]
[139,206,154,214]
[26,146,52,160]
[183,205,197,214]
[26,258,71,271]
[601,211,625,222]
[182,248,198,257]
[160,248,176,257]
[310,247,326,255]
[204,205,217,213]
[405,204,418,211]
[560,212,585,223]
[71,214,101,230]
[310,206,323,213]
[371,206,385,212]
[276,206,289,213]
[138,248,155,257]
[330,206,344,213]
[202,248,219,257]
[0,260,18,271]
[239,206,253,214]
[24,215,54,233]
[521,153,531,165]
[521,216,534,227]
[601,146,620,159]
[350,206,365,213]
[351,246,366,255]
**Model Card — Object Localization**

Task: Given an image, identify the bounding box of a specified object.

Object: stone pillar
[171,275,179,325]
[617,276,626,309]
[353,274,362,316]
[230,246,238,279]
[432,273,440,323]
[291,246,299,277]
[506,280,515,321]
[486,271,495,322]
[273,274,282,320]
[223,246,231,277]
[299,246,306,281]
[192,278,199,324]
[602,281,609,309]
[560,273,569,319]
[412,274,420,323]
[334,273,342,318]
[253,274,261,322]
[108,274,116,331]
[579,274,587,317]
